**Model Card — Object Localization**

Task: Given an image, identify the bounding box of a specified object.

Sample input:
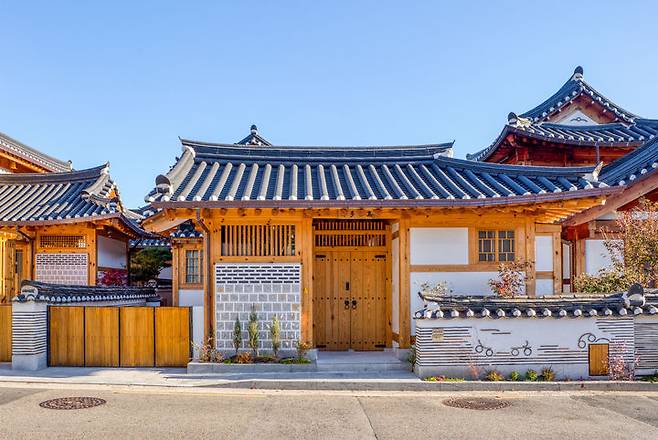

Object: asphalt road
[0,385,657,439]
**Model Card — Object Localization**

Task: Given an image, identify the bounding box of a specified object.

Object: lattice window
[313,220,387,248]
[220,224,296,257]
[498,230,515,262]
[39,235,86,249]
[185,249,202,284]
[478,230,515,262]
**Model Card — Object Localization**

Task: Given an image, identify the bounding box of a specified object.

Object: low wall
[415,316,634,380]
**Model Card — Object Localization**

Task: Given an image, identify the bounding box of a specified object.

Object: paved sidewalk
[2,363,658,391]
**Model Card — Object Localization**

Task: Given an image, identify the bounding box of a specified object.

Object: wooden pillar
[171,244,180,306]
[397,218,411,348]
[524,220,536,297]
[552,231,562,294]
[88,229,97,286]
[300,217,313,345]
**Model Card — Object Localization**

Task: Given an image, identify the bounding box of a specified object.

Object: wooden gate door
[120,307,155,367]
[85,307,119,367]
[0,305,11,362]
[314,250,387,351]
[49,306,85,366]
[155,307,191,367]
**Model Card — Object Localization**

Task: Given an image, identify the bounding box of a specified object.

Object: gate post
[11,296,48,371]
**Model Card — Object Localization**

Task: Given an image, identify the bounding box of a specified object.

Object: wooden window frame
[178,242,203,288]
[475,229,516,264]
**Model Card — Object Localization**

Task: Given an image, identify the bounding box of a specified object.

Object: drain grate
[39,397,106,410]
[442,397,510,410]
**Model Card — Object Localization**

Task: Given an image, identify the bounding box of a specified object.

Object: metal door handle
[351,299,357,309]
[344,299,350,309]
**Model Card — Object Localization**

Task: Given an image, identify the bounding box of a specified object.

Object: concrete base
[188,362,317,374]
[316,351,410,372]
[392,347,411,362]
[12,353,47,371]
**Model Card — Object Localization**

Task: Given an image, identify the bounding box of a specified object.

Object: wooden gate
[0,305,11,362]
[588,343,609,376]
[313,219,389,351]
[49,306,190,367]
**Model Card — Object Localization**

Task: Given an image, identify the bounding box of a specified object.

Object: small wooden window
[220,224,295,257]
[39,235,86,249]
[184,250,202,284]
[478,230,515,262]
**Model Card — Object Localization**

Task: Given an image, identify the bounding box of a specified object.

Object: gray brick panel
[215,263,301,353]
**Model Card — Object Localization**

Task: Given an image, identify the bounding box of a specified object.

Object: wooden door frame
[311,219,392,350]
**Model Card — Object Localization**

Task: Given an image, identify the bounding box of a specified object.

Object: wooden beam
[397,218,410,348]
[524,219,536,297]
[564,173,658,226]
[300,217,313,345]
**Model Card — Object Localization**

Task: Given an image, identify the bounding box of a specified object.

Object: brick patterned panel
[35,253,88,286]
[215,263,301,352]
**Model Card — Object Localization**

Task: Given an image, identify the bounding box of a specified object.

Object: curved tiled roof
[519,66,638,123]
[0,164,144,233]
[0,131,71,173]
[599,136,658,186]
[414,292,658,320]
[467,67,655,162]
[145,137,617,208]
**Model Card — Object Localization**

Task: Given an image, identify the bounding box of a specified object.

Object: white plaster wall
[98,236,127,269]
[416,316,634,379]
[191,306,204,359]
[178,289,204,307]
[411,271,509,333]
[562,242,571,293]
[535,236,553,272]
[536,279,554,297]
[410,228,468,265]
[585,239,616,274]
[391,237,400,335]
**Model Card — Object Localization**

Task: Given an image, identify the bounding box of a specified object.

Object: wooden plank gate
[312,220,390,351]
[48,306,191,367]
[0,304,11,362]
[588,343,609,376]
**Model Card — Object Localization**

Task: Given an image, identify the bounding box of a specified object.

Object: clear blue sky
[2,1,657,207]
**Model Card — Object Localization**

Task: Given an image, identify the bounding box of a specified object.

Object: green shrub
[540,367,556,381]
[509,371,521,381]
[248,305,259,357]
[525,369,538,381]
[295,340,312,362]
[572,269,629,294]
[269,315,281,358]
[232,316,242,356]
[484,369,505,381]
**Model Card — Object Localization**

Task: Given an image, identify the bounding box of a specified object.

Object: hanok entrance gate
[312,220,390,351]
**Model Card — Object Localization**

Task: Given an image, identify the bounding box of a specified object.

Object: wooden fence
[0,305,10,362]
[49,306,191,368]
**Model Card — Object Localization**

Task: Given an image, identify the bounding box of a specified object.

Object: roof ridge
[0,131,71,172]
[0,164,107,184]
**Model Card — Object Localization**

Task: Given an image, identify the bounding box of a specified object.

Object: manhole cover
[39,397,106,410]
[442,397,510,410]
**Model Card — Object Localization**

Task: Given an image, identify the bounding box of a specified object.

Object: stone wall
[35,253,88,285]
[215,263,301,353]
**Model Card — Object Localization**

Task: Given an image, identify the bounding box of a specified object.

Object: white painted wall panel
[179,289,204,306]
[391,237,400,334]
[410,228,468,265]
[97,236,127,269]
[536,279,554,297]
[410,271,517,333]
[535,235,553,272]
[585,239,616,274]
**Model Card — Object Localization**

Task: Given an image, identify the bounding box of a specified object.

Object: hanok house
[468,66,658,291]
[143,126,628,357]
[0,163,148,303]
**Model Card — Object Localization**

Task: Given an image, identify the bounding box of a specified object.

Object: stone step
[315,352,410,372]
